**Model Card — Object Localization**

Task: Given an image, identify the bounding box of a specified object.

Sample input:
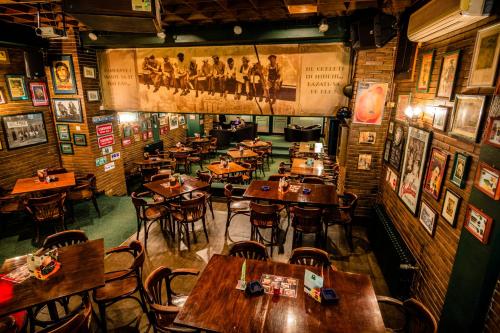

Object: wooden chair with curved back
[249,202,280,257]
[169,194,208,251]
[186,170,214,219]
[224,184,251,236]
[278,162,291,174]
[37,296,92,333]
[289,247,331,268]
[131,192,169,250]
[145,266,200,333]
[229,241,268,261]
[173,153,190,173]
[267,174,284,182]
[37,230,88,254]
[238,162,254,184]
[323,192,358,251]
[186,148,203,173]
[25,192,67,245]
[0,187,25,217]
[302,177,325,184]
[291,206,324,249]
[376,297,437,333]
[226,174,244,185]
[46,167,67,176]
[68,174,100,221]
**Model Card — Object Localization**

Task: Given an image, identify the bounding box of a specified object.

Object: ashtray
[320,288,339,304]
[261,186,270,191]
[245,280,264,297]
[303,188,311,194]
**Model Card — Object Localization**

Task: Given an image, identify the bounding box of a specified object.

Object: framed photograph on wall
[53,98,83,123]
[358,131,376,144]
[423,148,448,200]
[464,205,493,244]
[449,95,486,142]
[450,152,470,189]
[56,124,71,141]
[5,75,29,101]
[484,116,500,148]
[29,82,49,106]
[0,89,6,104]
[179,115,186,126]
[441,189,461,227]
[87,90,100,102]
[60,142,74,155]
[388,121,394,135]
[395,94,411,122]
[468,22,500,88]
[83,66,96,79]
[357,154,372,170]
[169,114,179,130]
[50,54,78,94]
[383,140,392,163]
[387,168,399,191]
[416,49,435,93]
[352,82,388,125]
[398,127,432,215]
[436,50,460,100]
[389,123,405,171]
[474,162,500,200]
[1,112,48,150]
[419,201,437,236]
[0,48,10,64]
[432,106,449,131]
[73,133,87,146]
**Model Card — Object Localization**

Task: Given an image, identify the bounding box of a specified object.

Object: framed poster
[468,23,500,88]
[179,114,186,125]
[388,121,394,135]
[387,167,399,191]
[87,90,100,102]
[419,201,437,236]
[358,131,376,144]
[449,95,486,142]
[450,152,470,189]
[441,189,461,227]
[432,106,449,131]
[423,148,448,200]
[395,94,411,121]
[484,116,500,148]
[50,54,78,94]
[83,66,96,79]
[383,140,392,163]
[465,205,493,244]
[56,124,71,141]
[1,112,48,150]
[5,75,29,101]
[416,49,435,93]
[398,127,432,215]
[436,50,460,100]
[53,98,83,123]
[60,142,74,155]
[73,133,87,146]
[474,162,500,200]
[389,123,405,171]
[0,48,10,64]
[169,114,179,129]
[357,154,372,170]
[0,89,5,104]
[353,82,388,125]
[29,82,49,106]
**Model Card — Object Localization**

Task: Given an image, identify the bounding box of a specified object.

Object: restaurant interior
[0,0,499,332]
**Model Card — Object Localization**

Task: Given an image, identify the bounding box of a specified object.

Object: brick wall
[484,277,500,333]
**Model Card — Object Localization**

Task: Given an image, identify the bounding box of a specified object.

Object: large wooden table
[0,239,105,317]
[144,176,209,200]
[241,140,269,149]
[206,162,247,176]
[227,149,258,159]
[291,158,324,177]
[175,255,385,333]
[11,172,76,195]
[133,157,171,166]
[298,142,324,154]
[166,147,194,154]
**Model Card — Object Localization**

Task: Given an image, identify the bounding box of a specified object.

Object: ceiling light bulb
[157,31,166,39]
[88,32,98,41]
[319,19,329,33]
[233,25,242,35]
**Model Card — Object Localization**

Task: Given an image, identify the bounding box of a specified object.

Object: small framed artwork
[449,95,486,142]
[73,133,87,146]
[0,48,10,64]
[432,106,449,131]
[56,124,71,141]
[423,148,448,200]
[53,98,83,123]
[179,115,186,126]
[50,54,78,94]
[83,66,96,79]
[1,112,48,150]
[357,154,372,170]
[464,205,493,244]
[395,94,411,121]
[389,123,405,171]
[87,90,100,102]
[169,114,179,129]
[419,201,437,236]
[387,168,399,191]
[383,140,392,163]
[388,121,394,135]
[474,162,500,200]
[484,116,500,148]
[29,82,49,106]
[0,89,5,104]
[468,22,500,88]
[436,50,460,100]
[441,189,461,227]
[5,75,29,101]
[60,142,74,155]
[416,49,435,93]
[358,131,376,144]
[450,152,470,189]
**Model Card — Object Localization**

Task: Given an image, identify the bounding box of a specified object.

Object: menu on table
[260,274,298,298]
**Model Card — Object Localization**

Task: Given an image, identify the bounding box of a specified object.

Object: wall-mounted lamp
[319,19,329,33]
[157,31,166,39]
[405,105,423,120]
[233,25,243,35]
[88,32,98,41]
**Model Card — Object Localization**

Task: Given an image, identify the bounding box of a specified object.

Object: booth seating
[284,125,321,142]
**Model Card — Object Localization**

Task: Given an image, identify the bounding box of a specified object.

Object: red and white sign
[98,134,115,149]
[96,123,113,136]
[122,138,132,147]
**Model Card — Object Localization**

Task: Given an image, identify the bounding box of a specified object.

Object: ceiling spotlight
[233,25,242,35]
[157,31,166,39]
[88,32,98,41]
[319,19,329,33]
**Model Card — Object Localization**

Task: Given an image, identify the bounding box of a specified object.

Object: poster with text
[353,82,388,125]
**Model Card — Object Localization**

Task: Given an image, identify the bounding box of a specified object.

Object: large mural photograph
[98,43,350,116]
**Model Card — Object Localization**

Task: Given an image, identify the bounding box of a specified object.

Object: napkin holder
[245,280,264,297]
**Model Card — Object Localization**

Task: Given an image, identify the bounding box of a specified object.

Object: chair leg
[208,198,215,219]
[345,223,354,251]
[92,196,101,217]
[98,302,107,333]
[136,218,142,240]
[191,221,197,243]
[202,216,209,242]
[225,211,232,235]
[184,223,191,250]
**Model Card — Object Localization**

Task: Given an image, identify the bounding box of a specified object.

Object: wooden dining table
[227,149,258,159]
[144,175,209,200]
[174,254,385,333]
[291,158,324,177]
[133,157,172,166]
[298,142,324,154]
[166,147,194,154]
[240,140,269,149]
[11,172,76,195]
[206,162,248,176]
[0,239,105,318]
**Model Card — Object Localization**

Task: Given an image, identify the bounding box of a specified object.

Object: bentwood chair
[229,241,268,261]
[209,137,218,157]
[37,295,93,333]
[289,247,331,268]
[224,184,251,236]
[302,177,325,185]
[323,192,358,251]
[37,230,88,254]
[0,187,25,217]
[46,167,68,175]
[291,207,324,249]
[376,297,437,333]
[68,174,100,221]
[183,170,214,219]
[131,192,169,249]
[267,174,285,182]
[92,240,149,333]
[226,174,244,185]
[249,202,281,257]
[173,153,190,173]
[145,266,200,333]
[25,193,67,245]
[278,162,292,174]
[187,148,203,173]
[169,195,208,251]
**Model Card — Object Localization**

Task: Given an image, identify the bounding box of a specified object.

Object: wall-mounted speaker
[350,9,397,50]
[24,50,45,78]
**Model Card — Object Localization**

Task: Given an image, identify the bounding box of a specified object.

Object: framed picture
[358,131,376,144]
[53,98,83,123]
[436,50,460,100]
[29,82,49,106]
[169,114,179,130]
[0,48,10,64]
[56,124,71,141]
[73,133,87,146]
[1,112,48,150]
[5,75,29,101]
[468,23,500,88]
[484,116,500,148]
[395,94,411,121]
[60,142,74,155]
[432,106,449,131]
[419,201,437,236]
[50,55,78,94]
[383,139,392,163]
[423,148,448,200]
[464,205,493,244]
[83,66,96,79]
[389,123,405,171]
[387,167,399,191]
[441,189,461,227]
[357,154,372,170]
[0,89,5,104]
[449,95,486,142]
[388,121,394,135]
[87,90,100,102]
[474,162,500,200]
[450,152,470,189]
[179,115,186,126]
[416,49,435,93]
[353,82,388,125]
[398,127,432,215]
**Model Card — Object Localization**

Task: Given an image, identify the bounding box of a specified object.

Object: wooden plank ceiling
[0,0,414,30]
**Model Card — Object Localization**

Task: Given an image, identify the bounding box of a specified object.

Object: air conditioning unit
[408,0,493,42]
